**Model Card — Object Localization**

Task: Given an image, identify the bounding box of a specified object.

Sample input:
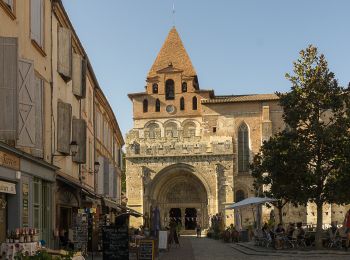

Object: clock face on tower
[166,105,176,114]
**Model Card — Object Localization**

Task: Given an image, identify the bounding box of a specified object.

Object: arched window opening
[143,99,148,113]
[147,123,160,139]
[180,97,185,111]
[238,123,249,172]
[155,99,160,112]
[183,121,196,138]
[182,82,187,92]
[165,79,175,100]
[165,122,178,138]
[235,190,245,202]
[152,83,158,94]
[192,96,197,110]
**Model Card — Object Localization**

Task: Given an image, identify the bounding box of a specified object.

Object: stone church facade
[126,27,348,230]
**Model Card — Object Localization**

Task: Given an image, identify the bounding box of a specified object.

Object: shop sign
[0,151,20,171]
[22,183,29,227]
[0,180,16,194]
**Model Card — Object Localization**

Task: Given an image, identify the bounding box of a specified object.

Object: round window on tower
[166,105,176,114]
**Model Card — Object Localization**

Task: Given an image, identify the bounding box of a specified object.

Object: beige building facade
[126,27,348,230]
[0,0,124,249]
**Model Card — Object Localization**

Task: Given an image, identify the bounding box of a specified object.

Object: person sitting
[262,223,272,246]
[274,223,286,249]
[327,222,339,247]
[296,222,305,239]
[287,223,295,239]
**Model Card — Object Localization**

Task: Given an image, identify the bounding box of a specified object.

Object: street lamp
[52,141,79,158]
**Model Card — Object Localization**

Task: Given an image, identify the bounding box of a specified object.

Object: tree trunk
[315,202,323,249]
[278,206,283,224]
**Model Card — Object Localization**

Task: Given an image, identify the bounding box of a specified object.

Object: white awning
[0,180,16,194]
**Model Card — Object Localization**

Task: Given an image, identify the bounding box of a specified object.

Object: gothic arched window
[165,79,175,100]
[182,82,187,92]
[192,96,197,110]
[147,123,160,139]
[180,97,185,110]
[238,123,249,172]
[143,99,148,113]
[152,83,158,94]
[155,99,160,112]
[235,190,245,202]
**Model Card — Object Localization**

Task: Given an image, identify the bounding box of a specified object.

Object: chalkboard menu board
[73,212,88,253]
[102,225,129,260]
[138,239,155,260]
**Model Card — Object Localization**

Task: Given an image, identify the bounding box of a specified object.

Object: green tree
[252,45,350,248]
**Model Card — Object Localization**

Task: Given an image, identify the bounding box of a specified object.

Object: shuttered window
[30,0,44,47]
[72,53,86,98]
[57,27,72,80]
[17,59,44,157]
[72,118,87,163]
[57,101,72,154]
[3,0,14,11]
[238,123,250,172]
[0,37,18,141]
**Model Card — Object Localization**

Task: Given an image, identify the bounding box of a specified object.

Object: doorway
[169,208,181,225]
[185,208,197,230]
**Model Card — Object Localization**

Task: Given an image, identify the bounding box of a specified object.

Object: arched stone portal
[145,164,209,229]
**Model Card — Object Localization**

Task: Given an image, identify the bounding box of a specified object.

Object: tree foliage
[251,45,350,248]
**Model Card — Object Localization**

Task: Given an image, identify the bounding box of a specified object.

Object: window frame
[165,79,175,100]
[30,0,46,55]
[180,97,185,110]
[155,98,160,112]
[182,82,187,92]
[152,83,158,94]
[0,0,16,19]
[192,96,198,110]
[143,99,148,113]
[238,123,250,173]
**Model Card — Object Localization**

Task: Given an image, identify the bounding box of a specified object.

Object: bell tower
[129,27,211,119]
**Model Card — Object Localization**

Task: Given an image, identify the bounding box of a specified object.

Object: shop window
[155,99,160,112]
[143,99,148,113]
[152,83,158,94]
[165,79,175,100]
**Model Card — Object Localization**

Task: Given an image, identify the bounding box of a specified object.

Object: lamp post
[52,141,79,158]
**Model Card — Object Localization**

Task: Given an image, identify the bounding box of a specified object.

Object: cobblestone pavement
[159,236,350,260]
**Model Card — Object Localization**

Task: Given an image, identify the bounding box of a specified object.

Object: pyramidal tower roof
[148,27,197,78]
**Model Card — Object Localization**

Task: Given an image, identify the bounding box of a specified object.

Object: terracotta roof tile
[201,94,279,104]
[148,27,196,78]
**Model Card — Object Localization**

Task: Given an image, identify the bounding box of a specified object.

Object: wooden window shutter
[57,27,72,80]
[57,101,72,154]
[32,76,44,158]
[72,53,83,97]
[0,37,18,140]
[17,59,36,148]
[72,118,86,163]
[81,58,87,98]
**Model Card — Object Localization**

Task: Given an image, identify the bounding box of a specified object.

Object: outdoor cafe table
[0,242,40,259]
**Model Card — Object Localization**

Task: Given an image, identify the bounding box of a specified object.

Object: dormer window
[182,82,187,92]
[165,79,175,100]
[152,83,158,94]
[143,99,148,113]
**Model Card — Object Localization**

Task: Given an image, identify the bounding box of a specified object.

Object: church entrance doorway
[185,208,197,230]
[169,208,181,225]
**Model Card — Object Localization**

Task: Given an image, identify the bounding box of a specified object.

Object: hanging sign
[0,180,16,194]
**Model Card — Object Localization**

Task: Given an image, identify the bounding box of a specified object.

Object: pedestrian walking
[196,223,201,238]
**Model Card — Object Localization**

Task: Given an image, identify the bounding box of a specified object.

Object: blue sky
[62,0,350,136]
